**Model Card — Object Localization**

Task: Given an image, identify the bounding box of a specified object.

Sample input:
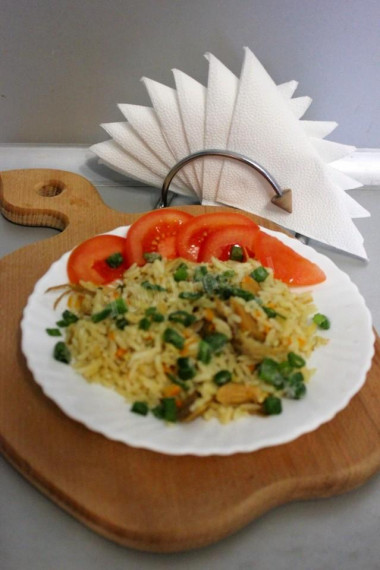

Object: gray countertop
[1,146,380,570]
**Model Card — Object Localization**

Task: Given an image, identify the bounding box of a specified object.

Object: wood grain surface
[1,169,379,553]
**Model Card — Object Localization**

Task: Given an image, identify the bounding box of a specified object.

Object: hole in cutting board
[36,180,65,197]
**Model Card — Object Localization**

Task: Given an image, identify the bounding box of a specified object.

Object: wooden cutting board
[1,169,380,553]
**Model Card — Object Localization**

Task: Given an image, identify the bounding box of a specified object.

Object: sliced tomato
[125,208,194,266]
[67,235,128,285]
[254,231,326,286]
[198,224,260,262]
[176,212,259,261]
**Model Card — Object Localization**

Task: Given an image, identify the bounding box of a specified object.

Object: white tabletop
[1,145,380,570]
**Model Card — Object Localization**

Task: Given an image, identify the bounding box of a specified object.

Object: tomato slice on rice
[125,208,194,266]
[198,224,259,262]
[67,235,128,285]
[176,212,260,261]
[253,231,326,286]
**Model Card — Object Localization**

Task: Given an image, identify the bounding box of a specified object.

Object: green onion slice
[163,328,185,350]
[143,252,162,263]
[258,358,285,389]
[287,352,306,368]
[229,245,244,261]
[46,328,62,337]
[106,252,124,268]
[313,313,330,330]
[263,395,282,415]
[56,310,78,327]
[213,370,232,386]
[250,266,269,282]
[53,341,71,364]
[202,332,229,354]
[174,263,189,282]
[168,310,196,327]
[131,401,149,416]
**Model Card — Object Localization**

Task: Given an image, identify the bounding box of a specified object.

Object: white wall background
[1,0,379,148]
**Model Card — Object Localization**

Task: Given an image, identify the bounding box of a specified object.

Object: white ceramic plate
[21,226,375,456]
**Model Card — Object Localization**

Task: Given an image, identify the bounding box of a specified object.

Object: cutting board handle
[0,169,107,230]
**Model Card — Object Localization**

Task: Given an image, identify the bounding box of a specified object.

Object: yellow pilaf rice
[61,257,328,424]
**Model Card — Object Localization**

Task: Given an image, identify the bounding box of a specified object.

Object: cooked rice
[60,257,327,424]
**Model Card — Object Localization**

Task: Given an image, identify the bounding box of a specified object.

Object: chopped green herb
[278,361,293,378]
[221,270,236,280]
[131,401,149,416]
[313,313,330,330]
[56,310,78,327]
[109,297,128,315]
[92,298,128,323]
[202,273,219,295]
[258,358,285,389]
[152,402,165,419]
[138,317,151,330]
[141,281,166,292]
[287,352,306,368]
[163,328,185,350]
[263,395,282,415]
[152,311,164,322]
[197,340,212,364]
[262,306,278,318]
[145,307,164,322]
[213,370,232,386]
[229,244,244,261]
[145,307,157,316]
[53,341,71,364]
[166,372,189,391]
[217,286,255,302]
[174,262,189,282]
[168,310,196,327]
[46,328,62,337]
[231,287,256,302]
[193,265,208,281]
[91,307,112,323]
[203,332,229,354]
[106,252,124,268]
[251,266,269,282]
[289,371,304,384]
[143,252,162,263]
[179,291,203,301]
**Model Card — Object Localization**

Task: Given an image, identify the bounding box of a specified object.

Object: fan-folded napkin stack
[91,47,369,259]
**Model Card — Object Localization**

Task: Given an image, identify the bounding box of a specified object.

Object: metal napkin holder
[158,149,292,213]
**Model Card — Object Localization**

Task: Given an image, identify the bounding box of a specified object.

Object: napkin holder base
[158,149,293,213]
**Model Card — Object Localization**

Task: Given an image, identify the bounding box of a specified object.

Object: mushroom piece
[216,383,266,405]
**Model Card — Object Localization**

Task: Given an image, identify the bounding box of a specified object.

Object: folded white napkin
[90,47,369,258]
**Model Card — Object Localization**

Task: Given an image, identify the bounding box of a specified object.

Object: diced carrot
[254,230,326,286]
[163,363,174,374]
[163,384,181,398]
[180,338,197,356]
[115,347,126,358]
[204,308,215,321]
[108,331,115,341]
[67,293,84,310]
[241,275,260,295]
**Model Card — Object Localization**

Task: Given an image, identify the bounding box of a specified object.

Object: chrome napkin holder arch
[158,149,292,213]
